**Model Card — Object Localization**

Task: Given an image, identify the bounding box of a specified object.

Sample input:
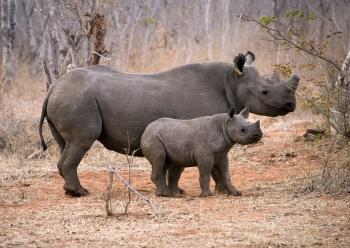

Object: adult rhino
[39,51,299,196]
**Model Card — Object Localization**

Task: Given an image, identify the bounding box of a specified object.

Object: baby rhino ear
[227,106,236,119]
[239,106,249,119]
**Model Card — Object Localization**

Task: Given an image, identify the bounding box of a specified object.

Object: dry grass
[303,137,350,194]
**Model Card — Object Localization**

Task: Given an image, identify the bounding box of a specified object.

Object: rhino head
[233,52,300,117]
[226,107,262,145]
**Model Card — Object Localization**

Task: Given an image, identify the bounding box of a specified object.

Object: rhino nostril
[285,102,293,109]
[253,133,261,139]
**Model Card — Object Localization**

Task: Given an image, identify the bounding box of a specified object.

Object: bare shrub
[303,137,350,194]
[105,136,161,219]
[0,104,39,157]
[0,67,55,159]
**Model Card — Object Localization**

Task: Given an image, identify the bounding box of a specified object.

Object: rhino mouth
[263,105,294,117]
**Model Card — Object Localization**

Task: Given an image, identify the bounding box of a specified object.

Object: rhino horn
[239,106,249,119]
[287,75,300,91]
[245,51,255,65]
[255,120,260,128]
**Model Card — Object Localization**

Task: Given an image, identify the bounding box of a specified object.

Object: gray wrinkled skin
[141,109,262,197]
[39,52,299,196]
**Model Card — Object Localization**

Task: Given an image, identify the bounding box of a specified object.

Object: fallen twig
[105,167,114,216]
[105,165,162,219]
[113,169,162,219]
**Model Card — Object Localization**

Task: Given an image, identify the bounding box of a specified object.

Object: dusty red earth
[1,113,350,247]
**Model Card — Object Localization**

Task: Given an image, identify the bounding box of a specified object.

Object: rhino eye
[241,128,246,133]
[262,90,268,95]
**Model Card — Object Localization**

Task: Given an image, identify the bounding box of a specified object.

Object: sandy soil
[1,112,350,248]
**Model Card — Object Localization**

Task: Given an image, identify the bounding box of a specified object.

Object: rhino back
[48,63,231,153]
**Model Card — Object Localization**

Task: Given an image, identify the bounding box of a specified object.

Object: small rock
[303,129,325,141]
[284,152,297,158]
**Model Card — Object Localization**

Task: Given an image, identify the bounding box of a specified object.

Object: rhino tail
[39,86,54,151]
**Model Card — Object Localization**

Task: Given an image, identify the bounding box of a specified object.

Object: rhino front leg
[198,157,215,197]
[216,156,241,196]
[167,165,185,196]
[212,167,228,194]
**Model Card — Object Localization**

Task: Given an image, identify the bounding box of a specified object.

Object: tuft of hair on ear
[227,106,237,118]
[233,53,246,73]
[245,51,255,62]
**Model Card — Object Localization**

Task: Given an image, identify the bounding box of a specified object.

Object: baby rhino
[141,108,262,197]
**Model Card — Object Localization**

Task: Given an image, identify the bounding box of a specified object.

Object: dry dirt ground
[1,111,350,248]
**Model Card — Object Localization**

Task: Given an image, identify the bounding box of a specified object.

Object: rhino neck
[224,65,242,113]
[221,117,236,147]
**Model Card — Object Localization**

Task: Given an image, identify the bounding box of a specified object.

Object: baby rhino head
[226,107,262,145]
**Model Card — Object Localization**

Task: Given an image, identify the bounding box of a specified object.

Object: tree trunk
[22,0,37,61]
[330,50,350,138]
[87,12,106,65]
[1,0,14,88]
[48,29,59,80]
[9,0,15,50]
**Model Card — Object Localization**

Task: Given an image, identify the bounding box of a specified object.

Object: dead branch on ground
[105,165,161,220]
[105,132,161,219]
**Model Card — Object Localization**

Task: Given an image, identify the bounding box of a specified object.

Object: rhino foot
[199,191,214,197]
[156,187,171,197]
[227,189,242,196]
[214,183,228,194]
[178,188,185,194]
[64,185,89,197]
[169,187,186,197]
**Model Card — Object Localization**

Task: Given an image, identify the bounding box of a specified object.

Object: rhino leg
[48,121,65,154]
[58,141,94,197]
[144,140,170,197]
[198,157,214,197]
[167,165,185,196]
[211,168,228,194]
[215,156,241,196]
[168,166,226,195]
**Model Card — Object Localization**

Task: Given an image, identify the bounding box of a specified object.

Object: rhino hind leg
[57,141,95,197]
[167,165,185,196]
[47,121,65,154]
[47,121,66,177]
[144,140,170,197]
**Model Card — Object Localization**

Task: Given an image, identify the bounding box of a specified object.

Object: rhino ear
[239,106,249,119]
[245,51,255,65]
[233,53,245,75]
[227,106,236,119]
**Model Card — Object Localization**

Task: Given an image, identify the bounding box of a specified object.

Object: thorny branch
[105,166,161,220]
[105,132,161,219]
[239,13,342,72]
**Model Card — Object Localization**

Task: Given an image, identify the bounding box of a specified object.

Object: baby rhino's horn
[255,120,260,128]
